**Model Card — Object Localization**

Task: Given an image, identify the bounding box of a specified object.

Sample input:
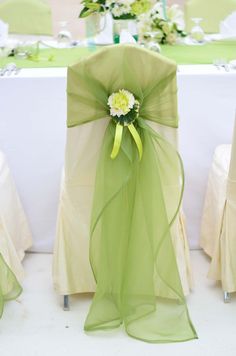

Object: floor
[1,251,236,356]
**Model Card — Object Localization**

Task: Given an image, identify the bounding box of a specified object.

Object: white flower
[151,3,164,18]
[167,4,185,30]
[111,4,125,17]
[108,89,135,117]
[118,0,135,5]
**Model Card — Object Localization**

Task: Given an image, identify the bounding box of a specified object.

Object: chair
[200,116,236,302]
[53,44,197,342]
[0,151,32,317]
[0,0,53,36]
[184,0,236,33]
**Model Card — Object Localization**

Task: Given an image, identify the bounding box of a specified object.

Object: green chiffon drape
[0,254,22,318]
[67,44,197,343]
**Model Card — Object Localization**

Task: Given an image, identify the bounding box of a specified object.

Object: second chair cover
[0,0,53,35]
[54,45,197,342]
[201,119,236,292]
[0,151,32,318]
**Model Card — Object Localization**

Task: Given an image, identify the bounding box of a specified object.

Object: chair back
[185,0,236,33]
[0,0,53,35]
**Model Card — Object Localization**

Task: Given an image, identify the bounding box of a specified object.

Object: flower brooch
[108,89,143,160]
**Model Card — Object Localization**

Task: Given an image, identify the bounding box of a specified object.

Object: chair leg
[223,291,231,303]
[63,295,70,311]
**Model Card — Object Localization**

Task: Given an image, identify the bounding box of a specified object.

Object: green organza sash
[67,44,197,342]
[0,254,22,318]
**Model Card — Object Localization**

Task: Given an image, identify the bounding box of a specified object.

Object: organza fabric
[0,253,22,318]
[66,44,197,342]
[53,121,193,296]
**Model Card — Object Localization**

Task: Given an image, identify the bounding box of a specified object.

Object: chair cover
[0,0,53,35]
[0,151,32,317]
[184,0,236,33]
[53,44,197,342]
[200,118,236,292]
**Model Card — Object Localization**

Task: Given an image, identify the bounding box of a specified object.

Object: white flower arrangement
[138,3,186,45]
[108,89,140,125]
[79,0,153,19]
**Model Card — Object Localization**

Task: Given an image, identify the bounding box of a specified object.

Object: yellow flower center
[111,91,130,115]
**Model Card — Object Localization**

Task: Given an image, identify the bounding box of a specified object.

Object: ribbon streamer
[111,122,143,160]
[110,123,123,159]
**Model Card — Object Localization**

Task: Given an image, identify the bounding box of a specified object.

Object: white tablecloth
[0,65,235,252]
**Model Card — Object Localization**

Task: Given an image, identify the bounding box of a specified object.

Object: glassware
[190,18,205,43]
[14,42,29,59]
[113,19,138,44]
[57,21,72,47]
[85,13,106,45]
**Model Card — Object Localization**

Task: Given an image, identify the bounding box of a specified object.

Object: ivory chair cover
[184,0,236,33]
[200,118,236,292]
[53,116,193,297]
[0,0,53,36]
[0,151,32,283]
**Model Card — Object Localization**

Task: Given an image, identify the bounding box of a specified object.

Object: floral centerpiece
[79,0,153,19]
[79,0,107,18]
[138,3,186,45]
[79,0,154,43]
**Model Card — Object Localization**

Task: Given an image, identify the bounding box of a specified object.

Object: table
[0,65,236,252]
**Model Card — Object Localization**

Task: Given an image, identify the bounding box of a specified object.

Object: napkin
[119,29,137,44]
[0,20,8,47]
[220,11,236,36]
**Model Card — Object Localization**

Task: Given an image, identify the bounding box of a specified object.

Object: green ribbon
[111,122,143,160]
[110,123,123,159]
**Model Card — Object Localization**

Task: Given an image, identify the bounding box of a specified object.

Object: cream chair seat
[200,118,236,302]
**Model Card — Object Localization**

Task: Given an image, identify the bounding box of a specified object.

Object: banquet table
[0,45,236,252]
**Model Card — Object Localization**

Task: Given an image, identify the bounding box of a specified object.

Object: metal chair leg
[223,291,231,303]
[63,295,70,310]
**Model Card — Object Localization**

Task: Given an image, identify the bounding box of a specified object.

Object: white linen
[0,19,8,47]
[0,66,236,252]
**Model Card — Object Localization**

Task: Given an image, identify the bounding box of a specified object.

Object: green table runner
[0,46,98,68]
[0,41,235,68]
[161,40,236,64]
